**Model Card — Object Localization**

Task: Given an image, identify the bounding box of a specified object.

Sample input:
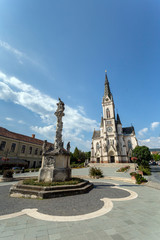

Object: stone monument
[38,98,71,182]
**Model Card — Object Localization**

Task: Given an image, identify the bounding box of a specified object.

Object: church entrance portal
[97,158,100,163]
[110,156,115,163]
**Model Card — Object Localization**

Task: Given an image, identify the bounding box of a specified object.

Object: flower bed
[117,166,130,172]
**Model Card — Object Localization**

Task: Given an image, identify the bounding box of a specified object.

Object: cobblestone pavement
[0,166,160,240]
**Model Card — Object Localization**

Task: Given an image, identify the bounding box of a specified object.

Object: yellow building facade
[0,127,51,169]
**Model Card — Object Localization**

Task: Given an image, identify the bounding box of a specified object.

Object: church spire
[117,113,121,124]
[104,71,112,100]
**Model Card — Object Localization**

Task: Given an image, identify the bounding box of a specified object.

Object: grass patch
[23,177,83,186]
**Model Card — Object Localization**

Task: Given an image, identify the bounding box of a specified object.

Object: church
[91,72,138,164]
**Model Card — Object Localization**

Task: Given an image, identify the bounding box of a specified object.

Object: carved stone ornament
[43,156,55,167]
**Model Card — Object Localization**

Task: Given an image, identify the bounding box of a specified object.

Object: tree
[152,153,160,162]
[132,146,152,167]
[85,151,91,160]
[73,147,80,161]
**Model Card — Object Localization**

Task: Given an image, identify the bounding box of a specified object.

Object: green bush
[14,169,21,173]
[89,167,103,178]
[135,174,148,184]
[130,172,137,177]
[130,172,147,184]
[71,162,84,168]
[24,169,30,172]
[34,168,40,172]
[138,165,151,175]
[117,166,130,172]
[3,169,13,178]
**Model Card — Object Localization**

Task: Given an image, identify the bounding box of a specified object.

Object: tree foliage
[132,146,152,166]
[152,153,160,161]
[70,147,90,164]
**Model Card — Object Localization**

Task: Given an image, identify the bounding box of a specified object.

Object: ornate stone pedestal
[38,149,71,182]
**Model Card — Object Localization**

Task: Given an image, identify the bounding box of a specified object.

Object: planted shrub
[138,165,151,176]
[3,169,13,178]
[117,166,130,172]
[135,174,148,184]
[89,167,103,178]
[130,172,137,177]
[130,172,147,184]
[71,163,84,168]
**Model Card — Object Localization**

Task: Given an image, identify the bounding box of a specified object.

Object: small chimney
[32,134,35,139]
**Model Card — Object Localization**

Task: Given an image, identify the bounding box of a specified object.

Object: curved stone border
[0,182,138,222]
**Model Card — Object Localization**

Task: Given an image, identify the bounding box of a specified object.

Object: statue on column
[54,98,65,149]
[38,98,71,182]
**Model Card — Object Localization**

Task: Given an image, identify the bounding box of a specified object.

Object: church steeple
[117,113,121,124]
[104,71,112,100]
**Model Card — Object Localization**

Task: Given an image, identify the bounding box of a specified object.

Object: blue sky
[0,0,160,151]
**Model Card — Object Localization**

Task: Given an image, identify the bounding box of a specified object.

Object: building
[91,72,138,163]
[0,127,52,169]
[150,149,160,155]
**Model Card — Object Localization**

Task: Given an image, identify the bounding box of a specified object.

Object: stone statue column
[54,98,65,149]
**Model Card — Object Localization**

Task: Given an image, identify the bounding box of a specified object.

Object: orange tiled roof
[0,127,52,146]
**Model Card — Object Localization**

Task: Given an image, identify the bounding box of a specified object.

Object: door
[110,156,115,163]
[97,158,100,163]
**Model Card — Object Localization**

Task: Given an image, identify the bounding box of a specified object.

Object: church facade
[91,72,138,164]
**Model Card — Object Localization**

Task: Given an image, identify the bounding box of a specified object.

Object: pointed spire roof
[104,71,112,99]
[117,113,121,124]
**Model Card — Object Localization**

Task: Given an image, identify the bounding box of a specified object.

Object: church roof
[92,130,100,139]
[122,127,135,135]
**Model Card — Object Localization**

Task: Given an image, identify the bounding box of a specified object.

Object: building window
[21,145,26,154]
[40,150,42,155]
[35,148,38,155]
[29,147,32,154]
[128,140,132,149]
[106,121,112,125]
[0,141,6,151]
[96,142,100,151]
[106,108,110,118]
[11,143,16,152]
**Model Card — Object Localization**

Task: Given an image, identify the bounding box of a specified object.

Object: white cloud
[18,120,25,124]
[0,40,45,68]
[138,128,148,137]
[5,117,14,121]
[0,40,23,58]
[151,122,160,130]
[0,40,24,64]
[0,71,99,151]
[138,137,160,148]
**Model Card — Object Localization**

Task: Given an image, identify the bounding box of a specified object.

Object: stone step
[10,181,93,199]
[16,180,89,191]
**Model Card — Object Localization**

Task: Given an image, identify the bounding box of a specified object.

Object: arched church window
[128,140,132,149]
[106,108,110,118]
[96,142,100,151]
